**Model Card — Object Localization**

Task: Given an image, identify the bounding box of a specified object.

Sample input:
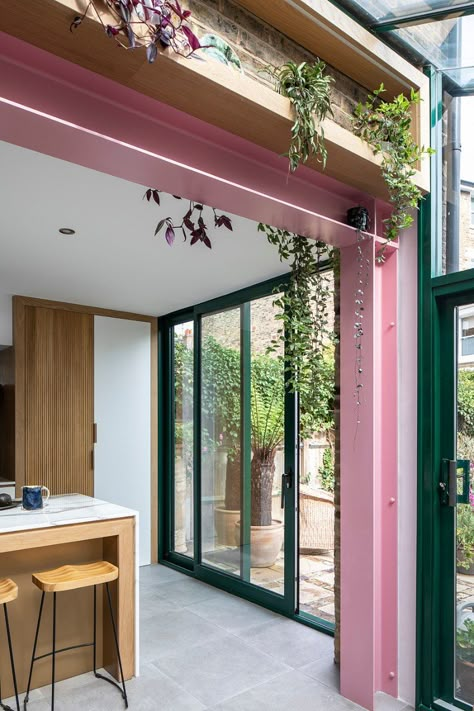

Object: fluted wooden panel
[24,306,93,495]
[0,346,15,480]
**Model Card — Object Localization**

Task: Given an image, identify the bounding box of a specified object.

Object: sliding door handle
[281,467,293,509]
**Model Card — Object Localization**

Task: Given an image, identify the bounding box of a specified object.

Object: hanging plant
[257,223,337,433]
[144,188,232,248]
[352,84,433,253]
[266,61,334,172]
[70,0,201,62]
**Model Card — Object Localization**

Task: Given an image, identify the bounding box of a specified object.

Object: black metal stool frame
[24,584,128,710]
[0,602,20,711]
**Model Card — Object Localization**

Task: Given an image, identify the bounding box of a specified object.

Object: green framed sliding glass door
[420,278,474,711]
[160,279,297,616]
[159,275,336,630]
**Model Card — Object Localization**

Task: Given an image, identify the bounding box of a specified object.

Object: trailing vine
[144,188,232,248]
[352,84,433,254]
[257,223,337,433]
[347,207,371,422]
[70,0,201,63]
[266,61,334,172]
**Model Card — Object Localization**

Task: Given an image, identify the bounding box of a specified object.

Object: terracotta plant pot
[457,657,474,701]
[234,519,284,567]
[214,506,240,546]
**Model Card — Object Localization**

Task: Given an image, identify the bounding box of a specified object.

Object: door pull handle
[281,468,293,509]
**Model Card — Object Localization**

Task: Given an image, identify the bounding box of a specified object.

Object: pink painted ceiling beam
[0,32,375,247]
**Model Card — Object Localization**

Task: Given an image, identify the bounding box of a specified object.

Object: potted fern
[235,356,285,567]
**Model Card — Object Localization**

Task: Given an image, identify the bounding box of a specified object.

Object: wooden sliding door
[16,301,94,495]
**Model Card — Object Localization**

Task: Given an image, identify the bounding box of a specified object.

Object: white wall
[397,224,418,706]
[0,293,12,345]
[94,316,152,566]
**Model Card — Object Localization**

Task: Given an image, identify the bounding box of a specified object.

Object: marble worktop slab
[0,494,137,534]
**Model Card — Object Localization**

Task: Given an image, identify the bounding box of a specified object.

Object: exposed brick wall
[185,0,368,132]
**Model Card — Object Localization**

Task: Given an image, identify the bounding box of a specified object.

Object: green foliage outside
[251,354,285,462]
[457,370,474,569]
[457,503,474,571]
[458,371,474,439]
[174,334,335,483]
[318,446,335,494]
[457,618,474,663]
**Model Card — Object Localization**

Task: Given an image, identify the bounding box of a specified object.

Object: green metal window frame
[416,67,474,711]
[158,272,335,636]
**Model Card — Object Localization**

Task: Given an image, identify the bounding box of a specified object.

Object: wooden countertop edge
[0,515,136,554]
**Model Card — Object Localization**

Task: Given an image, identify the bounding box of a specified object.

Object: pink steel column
[340,239,398,710]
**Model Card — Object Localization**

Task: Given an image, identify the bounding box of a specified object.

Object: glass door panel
[198,293,294,608]
[455,306,474,707]
[173,321,194,557]
[250,293,286,595]
[200,307,242,575]
[298,271,336,625]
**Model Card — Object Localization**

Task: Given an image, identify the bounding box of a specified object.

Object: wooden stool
[0,579,20,711]
[24,562,128,710]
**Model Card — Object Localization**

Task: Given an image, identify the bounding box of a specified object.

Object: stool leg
[105,583,128,709]
[93,586,97,676]
[51,593,56,711]
[24,591,45,710]
[3,603,20,711]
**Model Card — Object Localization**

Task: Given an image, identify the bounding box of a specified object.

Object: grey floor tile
[139,563,186,586]
[139,590,177,619]
[126,663,207,710]
[301,653,340,690]
[186,591,281,634]
[3,687,44,708]
[140,607,228,664]
[33,664,206,711]
[210,669,364,711]
[6,699,51,711]
[153,577,228,608]
[374,692,413,711]
[155,633,290,707]
[242,616,333,668]
[18,568,361,711]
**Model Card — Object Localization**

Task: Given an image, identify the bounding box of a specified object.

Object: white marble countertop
[0,494,137,534]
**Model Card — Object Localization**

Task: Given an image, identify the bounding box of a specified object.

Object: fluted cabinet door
[21,305,94,495]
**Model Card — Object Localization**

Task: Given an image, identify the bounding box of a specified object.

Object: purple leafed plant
[70,0,201,62]
[144,189,233,248]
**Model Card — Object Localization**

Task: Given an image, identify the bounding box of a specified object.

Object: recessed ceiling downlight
[58,227,76,235]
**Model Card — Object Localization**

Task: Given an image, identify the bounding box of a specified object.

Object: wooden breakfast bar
[0,495,138,699]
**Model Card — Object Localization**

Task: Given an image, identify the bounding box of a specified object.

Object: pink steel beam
[340,240,399,709]
[0,32,374,248]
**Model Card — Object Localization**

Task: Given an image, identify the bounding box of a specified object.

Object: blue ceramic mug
[22,485,50,511]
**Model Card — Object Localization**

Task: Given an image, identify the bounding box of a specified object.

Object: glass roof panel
[336,1,474,92]
[392,14,474,69]
[361,0,471,22]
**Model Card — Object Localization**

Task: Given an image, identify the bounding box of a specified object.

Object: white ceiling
[0,141,288,317]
